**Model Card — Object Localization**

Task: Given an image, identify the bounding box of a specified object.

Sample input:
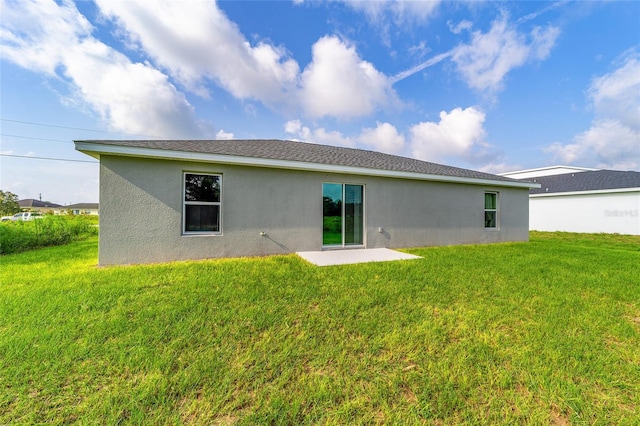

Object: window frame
[182,172,222,236]
[484,191,499,230]
[322,182,365,248]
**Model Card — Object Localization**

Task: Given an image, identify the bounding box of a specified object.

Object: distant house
[76,139,538,266]
[66,203,99,215]
[501,166,640,235]
[18,199,62,213]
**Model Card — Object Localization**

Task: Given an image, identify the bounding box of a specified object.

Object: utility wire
[0,153,98,164]
[0,118,169,139]
[0,133,71,143]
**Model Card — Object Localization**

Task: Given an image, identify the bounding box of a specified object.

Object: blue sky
[1,0,639,204]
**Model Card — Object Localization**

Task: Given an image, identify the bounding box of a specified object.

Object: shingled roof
[18,199,62,208]
[66,203,99,210]
[75,139,530,186]
[525,170,640,194]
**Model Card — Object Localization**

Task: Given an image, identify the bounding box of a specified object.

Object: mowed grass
[1,233,639,424]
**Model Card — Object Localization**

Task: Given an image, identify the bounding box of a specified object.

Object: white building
[501,166,640,235]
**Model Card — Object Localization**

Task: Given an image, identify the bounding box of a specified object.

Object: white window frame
[484,191,499,230]
[182,172,222,235]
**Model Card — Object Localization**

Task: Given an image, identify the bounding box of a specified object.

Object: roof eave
[531,187,640,197]
[499,165,599,176]
[75,141,539,189]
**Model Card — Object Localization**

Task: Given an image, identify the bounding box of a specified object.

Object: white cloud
[546,51,640,169]
[284,119,304,136]
[529,25,559,61]
[95,0,299,104]
[451,13,560,93]
[410,107,487,162]
[588,51,640,131]
[358,122,405,154]
[95,2,396,120]
[479,162,525,175]
[546,119,639,170]
[341,0,440,47]
[408,41,430,59]
[1,0,205,138]
[64,40,200,137]
[449,19,473,35]
[215,130,235,140]
[312,128,355,147]
[1,0,90,74]
[300,36,398,118]
[345,0,440,24]
[285,119,404,153]
[284,119,353,147]
[287,110,491,163]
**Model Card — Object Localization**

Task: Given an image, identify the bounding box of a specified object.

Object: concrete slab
[297,248,421,266]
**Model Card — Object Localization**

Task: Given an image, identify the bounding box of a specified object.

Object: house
[501,165,598,179]
[75,139,538,266]
[65,203,100,215]
[18,199,62,213]
[501,166,640,235]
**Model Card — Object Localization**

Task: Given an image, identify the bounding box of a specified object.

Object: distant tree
[0,190,20,216]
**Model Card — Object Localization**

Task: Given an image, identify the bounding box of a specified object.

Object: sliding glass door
[323,183,364,247]
[344,184,363,245]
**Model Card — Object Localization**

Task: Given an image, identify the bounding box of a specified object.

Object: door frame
[322,182,366,249]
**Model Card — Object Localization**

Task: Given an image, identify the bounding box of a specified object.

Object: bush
[0,216,98,255]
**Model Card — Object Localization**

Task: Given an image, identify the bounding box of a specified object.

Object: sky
[1,0,639,205]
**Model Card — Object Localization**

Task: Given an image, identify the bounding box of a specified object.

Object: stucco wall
[99,155,530,265]
[529,191,640,235]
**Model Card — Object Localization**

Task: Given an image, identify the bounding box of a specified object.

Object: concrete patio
[297,248,421,266]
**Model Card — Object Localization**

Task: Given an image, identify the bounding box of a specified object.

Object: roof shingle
[67,203,99,210]
[18,199,62,208]
[525,170,640,194]
[76,139,521,184]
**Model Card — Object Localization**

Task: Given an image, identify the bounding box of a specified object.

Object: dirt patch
[403,386,418,404]
[550,403,570,426]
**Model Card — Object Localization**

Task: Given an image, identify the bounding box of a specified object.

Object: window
[484,192,498,229]
[183,173,221,234]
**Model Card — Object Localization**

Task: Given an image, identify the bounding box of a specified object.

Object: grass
[1,232,639,424]
[0,215,98,254]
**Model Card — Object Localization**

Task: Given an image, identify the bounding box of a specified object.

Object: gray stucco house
[75,139,538,265]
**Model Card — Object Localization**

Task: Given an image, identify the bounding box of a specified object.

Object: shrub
[0,215,98,254]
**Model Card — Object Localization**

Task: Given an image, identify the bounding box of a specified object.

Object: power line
[0,153,98,164]
[0,118,169,139]
[0,133,71,143]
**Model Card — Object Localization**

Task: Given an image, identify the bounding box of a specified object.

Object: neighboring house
[18,199,62,213]
[501,165,598,179]
[65,203,99,215]
[501,166,640,235]
[75,139,538,266]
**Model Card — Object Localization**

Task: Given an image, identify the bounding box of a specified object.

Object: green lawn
[1,233,639,424]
